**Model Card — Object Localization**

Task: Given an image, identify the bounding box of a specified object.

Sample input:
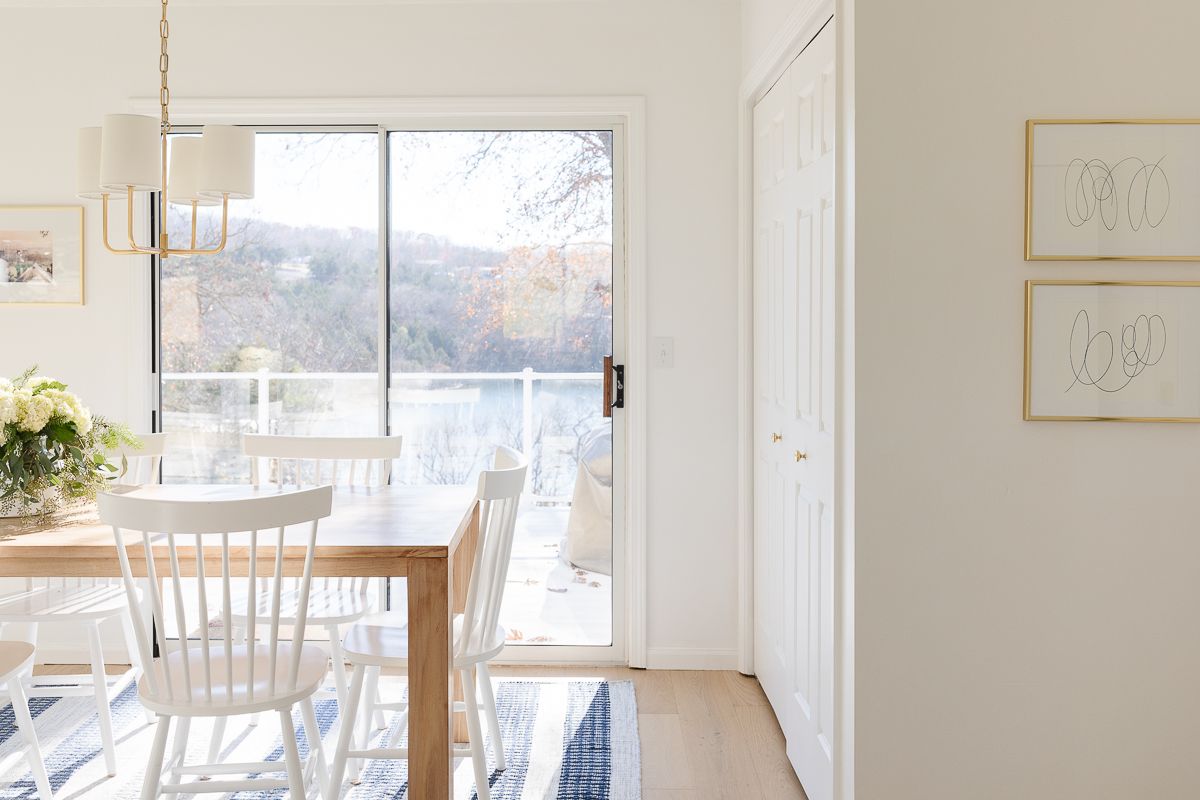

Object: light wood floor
[37,664,808,800]
[494,666,807,800]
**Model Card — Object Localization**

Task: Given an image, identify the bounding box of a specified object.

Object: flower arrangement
[0,367,139,518]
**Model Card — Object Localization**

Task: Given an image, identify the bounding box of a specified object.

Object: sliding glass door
[157,123,624,658]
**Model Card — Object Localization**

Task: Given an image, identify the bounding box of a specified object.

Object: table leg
[408,557,452,800]
[451,508,480,744]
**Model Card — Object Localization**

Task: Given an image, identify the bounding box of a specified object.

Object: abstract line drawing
[1064,156,1170,232]
[1066,309,1166,393]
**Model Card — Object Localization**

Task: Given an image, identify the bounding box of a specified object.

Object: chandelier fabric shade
[199,125,255,200]
[97,114,161,192]
[167,138,221,207]
[73,0,253,258]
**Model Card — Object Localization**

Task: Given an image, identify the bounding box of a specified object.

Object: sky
[169,130,613,251]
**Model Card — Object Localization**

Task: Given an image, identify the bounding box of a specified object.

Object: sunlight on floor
[500,507,612,648]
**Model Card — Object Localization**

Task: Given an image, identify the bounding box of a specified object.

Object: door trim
[132,95,649,668]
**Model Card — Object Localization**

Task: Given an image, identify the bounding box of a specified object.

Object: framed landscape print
[1025,120,1200,260]
[1024,280,1200,421]
[0,206,84,306]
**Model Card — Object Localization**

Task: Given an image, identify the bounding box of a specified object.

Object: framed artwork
[1025,119,1200,261]
[1024,280,1200,421]
[0,206,84,306]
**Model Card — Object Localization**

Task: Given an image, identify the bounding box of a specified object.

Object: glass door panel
[388,130,615,648]
[159,131,381,483]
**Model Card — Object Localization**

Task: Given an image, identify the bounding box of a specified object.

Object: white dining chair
[98,485,334,800]
[0,640,53,799]
[0,433,166,776]
[207,433,402,761]
[113,432,168,486]
[328,446,527,800]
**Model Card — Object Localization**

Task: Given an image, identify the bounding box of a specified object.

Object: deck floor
[500,506,613,647]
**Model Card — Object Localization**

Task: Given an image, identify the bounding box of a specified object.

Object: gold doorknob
[771,433,783,443]
[794,451,808,461]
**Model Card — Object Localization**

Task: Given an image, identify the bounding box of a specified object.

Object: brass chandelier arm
[99,190,231,257]
[127,189,158,253]
[163,195,231,256]
[100,192,156,255]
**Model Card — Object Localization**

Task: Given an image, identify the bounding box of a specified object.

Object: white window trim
[130,95,649,668]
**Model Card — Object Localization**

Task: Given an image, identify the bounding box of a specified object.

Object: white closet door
[752,18,836,800]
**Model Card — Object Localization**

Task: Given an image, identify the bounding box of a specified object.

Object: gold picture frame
[0,205,85,306]
[1024,279,1200,422]
[1025,119,1200,261]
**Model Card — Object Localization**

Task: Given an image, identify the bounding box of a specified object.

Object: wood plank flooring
[37,664,808,800]
[493,666,808,800]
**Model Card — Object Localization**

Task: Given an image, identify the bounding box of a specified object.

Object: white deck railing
[161,368,604,496]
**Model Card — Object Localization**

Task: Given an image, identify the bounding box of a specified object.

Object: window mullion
[378,125,391,439]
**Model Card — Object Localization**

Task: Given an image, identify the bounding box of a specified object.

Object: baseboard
[644,647,739,670]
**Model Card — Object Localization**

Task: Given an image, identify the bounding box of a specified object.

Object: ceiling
[1,0,600,6]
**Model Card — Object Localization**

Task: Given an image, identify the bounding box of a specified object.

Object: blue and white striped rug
[0,677,640,799]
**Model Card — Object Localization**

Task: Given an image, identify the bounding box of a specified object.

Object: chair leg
[349,665,377,785]
[477,662,506,771]
[300,697,329,800]
[278,707,309,800]
[119,610,156,725]
[168,716,191,784]
[326,625,349,706]
[462,667,492,800]
[373,684,387,730]
[8,675,52,800]
[86,621,118,776]
[357,666,380,776]
[206,716,228,765]
[329,663,365,794]
[143,715,172,800]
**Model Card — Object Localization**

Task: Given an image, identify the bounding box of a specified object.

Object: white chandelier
[75,0,254,258]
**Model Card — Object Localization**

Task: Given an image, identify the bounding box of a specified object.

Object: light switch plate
[654,336,675,368]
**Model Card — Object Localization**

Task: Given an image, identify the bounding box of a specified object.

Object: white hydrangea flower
[14,390,54,433]
[0,390,16,427]
[35,387,93,435]
[0,378,12,393]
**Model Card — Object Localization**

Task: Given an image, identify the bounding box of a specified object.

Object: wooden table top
[0,483,479,576]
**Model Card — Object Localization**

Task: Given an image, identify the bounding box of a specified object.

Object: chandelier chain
[159,0,170,134]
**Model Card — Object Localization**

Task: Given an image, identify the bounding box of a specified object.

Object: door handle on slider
[794,451,807,462]
[771,433,782,443]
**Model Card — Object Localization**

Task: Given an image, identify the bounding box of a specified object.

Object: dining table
[0,482,483,800]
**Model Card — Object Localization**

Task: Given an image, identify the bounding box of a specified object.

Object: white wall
[855,0,1200,797]
[0,0,742,667]
[740,0,804,74]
